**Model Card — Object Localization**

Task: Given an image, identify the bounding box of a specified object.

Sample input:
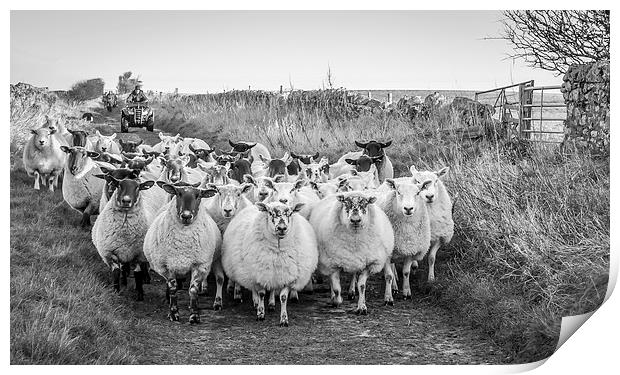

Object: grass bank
[153,94,610,363]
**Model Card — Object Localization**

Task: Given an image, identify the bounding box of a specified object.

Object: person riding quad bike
[126,84,149,105]
[120,83,154,132]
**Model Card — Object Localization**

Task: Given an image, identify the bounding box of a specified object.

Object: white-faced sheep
[408,165,454,282]
[22,126,69,191]
[309,191,395,314]
[60,146,105,227]
[203,182,254,301]
[92,175,156,301]
[375,178,433,299]
[261,175,320,220]
[150,132,183,154]
[228,139,271,164]
[144,182,222,322]
[298,157,330,184]
[333,141,394,183]
[157,154,204,185]
[93,131,122,155]
[222,201,318,326]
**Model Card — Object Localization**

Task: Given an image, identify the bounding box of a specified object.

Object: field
[10,86,609,364]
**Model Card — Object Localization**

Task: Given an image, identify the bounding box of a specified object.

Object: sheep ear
[92,174,106,180]
[263,178,275,190]
[118,139,125,146]
[419,179,433,191]
[409,165,418,175]
[345,158,357,166]
[144,156,154,165]
[87,151,100,159]
[355,141,368,149]
[205,183,218,191]
[273,174,286,183]
[200,188,218,199]
[290,152,299,159]
[336,194,346,203]
[109,133,117,140]
[385,178,396,190]
[99,166,113,175]
[48,127,57,135]
[380,140,392,148]
[367,196,377,205]
[137,139,144,146]
[436,167,449,178]
[158,132,165,140]
[160,183,177,195]
[294,179,306,190]
[312,152,320,161]
[292,202,305,213]
[139,181,155,190]
[259,155,269,163]
[243,174,256,186]
[60,146,71,153]
[95,130,102,137]
[240,183,253,195]
[309,181,319,191]
[255,202,269,212]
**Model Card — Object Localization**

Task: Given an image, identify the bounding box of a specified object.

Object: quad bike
[103,93,118,112]
[121,102,154,133]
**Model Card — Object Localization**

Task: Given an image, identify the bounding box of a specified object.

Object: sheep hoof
[347,293,356,301]
[168,311,179,322]
[355,307,368,315]
[256,315,265,321]
[189,314,201,324]
[402,295,412,300]
[384,300,394,306]
[267,304,275,312]
[280,320,289,327]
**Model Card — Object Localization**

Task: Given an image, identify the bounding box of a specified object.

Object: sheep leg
[33,171,40,190]
[188,268,204,324]
[47,173,56,192]
[111,263,121,293]
[402,257,414,300]
[289,289,299,303]
[226,278,235,295]
[143,262,152,284]
[390,263,399,292]
[279,286,289,327]
[212,261,224,311]
[120,263,130,287]
[234,283,243,304]
[267,291,276,311]
[383,261,394,306]
[134,263,144,301]
[347,273,357,300]
[428,241,441,282]
[256,288,266,321]
[167,278,179,322]
[251,289,259,310]
[329,271,343,307]
[355,269,370,315]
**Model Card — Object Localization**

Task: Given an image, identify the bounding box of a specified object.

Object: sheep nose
[350,217,362,225]
[39,140,45,145]
[121,196,132,205]
[101,147,107,152]
[223,208,233,216]
[426,194,435,201]
[403,207,414,215]
[181,211,193,220]
[279,198,288,204]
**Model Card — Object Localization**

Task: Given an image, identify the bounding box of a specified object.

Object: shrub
[66,78,104,104]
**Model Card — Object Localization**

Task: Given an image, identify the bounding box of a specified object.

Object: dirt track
[84,102,508,365]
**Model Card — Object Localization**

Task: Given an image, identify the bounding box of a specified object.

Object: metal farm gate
[475,81,567,143]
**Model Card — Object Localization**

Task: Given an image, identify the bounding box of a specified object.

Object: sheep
[157,154,204,185]
[228,139,271,164]
[203,182,254,301]
[94,166,141,214]
[60,146,105,227]
[22,125,68,191]
[309,191,395,314]
[352,140,394,183]
[260,175,319,220]
[93,130,121,155]
[408,165,454,282]
[298,157,330,184]
[65,129,94,150]
[375,178,433,299]
[198,163,230,186]
[222,201,318,326]
[257,153,295,180]
[288,151,320,176]
[228,158,253,184]
[151,132,182,154]
[92,175,156,301]
[118,138,144,153]
[144,182,222,322]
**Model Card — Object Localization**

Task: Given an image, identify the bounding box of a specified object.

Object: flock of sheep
[22,119,454,327]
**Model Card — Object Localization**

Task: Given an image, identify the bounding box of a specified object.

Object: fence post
[248,85,251,91]
[387,92,393,104]
[519,81,533,139]
[280,85,283,94]
[368,91,372,99]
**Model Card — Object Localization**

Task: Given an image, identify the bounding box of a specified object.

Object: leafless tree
[501,10,610,75]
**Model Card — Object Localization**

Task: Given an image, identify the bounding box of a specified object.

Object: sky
[10,10,560,93]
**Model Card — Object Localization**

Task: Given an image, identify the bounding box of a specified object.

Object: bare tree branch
[500,10,610,75]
